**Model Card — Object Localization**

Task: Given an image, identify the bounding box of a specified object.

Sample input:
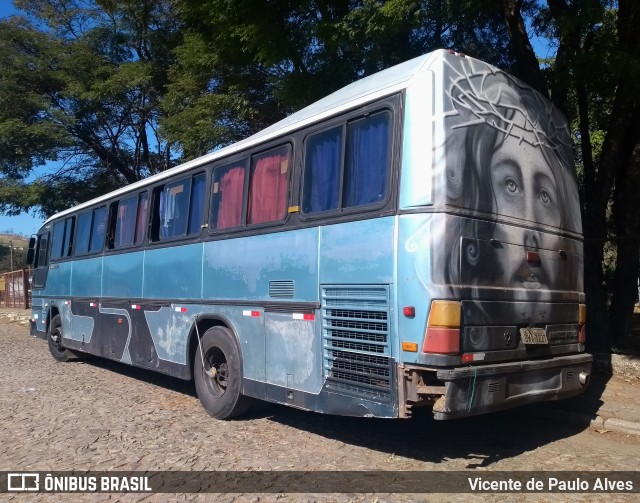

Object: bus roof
[44,50,442,226]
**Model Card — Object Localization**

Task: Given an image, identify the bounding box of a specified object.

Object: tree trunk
[609,144,640,349]
[500,0,548,96]
[597,0,640,351]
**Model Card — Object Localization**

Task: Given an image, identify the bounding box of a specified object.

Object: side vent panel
[269,280,295,299]
[322,285,393,403]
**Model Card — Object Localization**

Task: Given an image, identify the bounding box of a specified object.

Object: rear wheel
[194,326,253,419]
[47,314,74,362]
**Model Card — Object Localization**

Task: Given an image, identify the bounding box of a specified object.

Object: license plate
[520,327,549,344]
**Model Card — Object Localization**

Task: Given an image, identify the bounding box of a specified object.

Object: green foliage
[1,0,639,350]
[163,0,515,159]
[0,234,28,273]
[0,0,183,218]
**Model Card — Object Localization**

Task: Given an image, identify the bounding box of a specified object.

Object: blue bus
[28,50,592,420]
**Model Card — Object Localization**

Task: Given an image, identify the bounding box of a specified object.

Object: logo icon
[7,473,39,491]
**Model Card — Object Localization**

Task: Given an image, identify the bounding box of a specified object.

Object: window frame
[208,142,293,235]
[299,106,394,222]
[107,190,150,251]
[150,171,208,244]
[73,205,108,256]
[50,216,75,261]
[208,156,249,233]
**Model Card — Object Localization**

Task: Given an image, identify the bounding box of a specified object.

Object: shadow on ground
[79,354,593,469]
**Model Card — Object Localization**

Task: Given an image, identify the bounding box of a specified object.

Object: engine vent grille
[322,286,392,402]
[269,280,294,298]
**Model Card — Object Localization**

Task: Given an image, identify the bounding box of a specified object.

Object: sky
[0,1,553,237]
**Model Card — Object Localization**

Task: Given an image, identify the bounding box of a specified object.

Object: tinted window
[210,160,247,230]
[75,207,106,255]
[50,218,74,259]
[155,174,204,241]
[303,127,342,213]
[62,218,74,257]
[187,174,206,235]
[89,206,107,253]
[159,178,191,239]
[37,233,49,267]
[51,221,66,260]
[344,112,390,207]
[114,195,138,248]
[135,192,148,244]
[75,212,92,254]
[247,145,290,224]
[302,111,391,214]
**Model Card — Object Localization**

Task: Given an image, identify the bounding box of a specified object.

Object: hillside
[0,234,29,273]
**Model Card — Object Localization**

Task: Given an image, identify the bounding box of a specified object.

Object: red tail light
[424,327,460,353]
[422,301,461,354]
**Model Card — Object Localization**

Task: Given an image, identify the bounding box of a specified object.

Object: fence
[2,269,31,309]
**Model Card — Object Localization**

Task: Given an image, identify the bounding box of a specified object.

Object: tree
[163,0,515,158]
[3,0,639,351]
[0,0,183,217]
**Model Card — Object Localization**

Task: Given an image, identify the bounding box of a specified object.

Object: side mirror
[28,236,36,249]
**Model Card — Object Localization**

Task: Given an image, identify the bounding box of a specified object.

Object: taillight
[578,303,586,344]
[423,300,461,354]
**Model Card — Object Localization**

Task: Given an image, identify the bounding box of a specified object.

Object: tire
[194,326,253,419]
[47,314,74,362]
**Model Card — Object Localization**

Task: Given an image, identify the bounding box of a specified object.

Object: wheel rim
[50,325,64,352]
[203,346,229,399]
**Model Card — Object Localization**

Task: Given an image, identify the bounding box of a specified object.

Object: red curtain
[248,153,288,224]
[217,167,245,229]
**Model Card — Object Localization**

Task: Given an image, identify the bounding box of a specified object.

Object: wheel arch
[185,314,243,381]
[47,304,60,334]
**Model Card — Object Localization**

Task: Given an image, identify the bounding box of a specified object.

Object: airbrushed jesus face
[489,135,563,290]
[490,136,561,231]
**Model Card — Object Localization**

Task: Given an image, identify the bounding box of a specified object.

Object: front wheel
[48,314,74,362]
[194,326,253,419]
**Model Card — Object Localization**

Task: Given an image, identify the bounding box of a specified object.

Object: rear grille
[322,286,393,403]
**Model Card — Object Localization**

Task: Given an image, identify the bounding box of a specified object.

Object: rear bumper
[432,353,593,419]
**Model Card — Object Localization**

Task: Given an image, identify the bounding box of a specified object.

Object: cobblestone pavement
[1,320,639,503]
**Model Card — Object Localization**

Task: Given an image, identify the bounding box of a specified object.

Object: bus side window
[109,192,149,249]
[344,112,390,207]
[154,174,204,241]
[135,192,149,244]
[210,160,247,231]
[51,217,75,260]
[114,195,138,248]
[302,127,342,213]
[248,145,290,225]
[75,212,92,254]
[302,110,391,214]
[89,206,107,253]
[51,221,65,260]
[75,207,107,255]
[37,233,49,268]
[62,217,74,257]
[187,174,206,235]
